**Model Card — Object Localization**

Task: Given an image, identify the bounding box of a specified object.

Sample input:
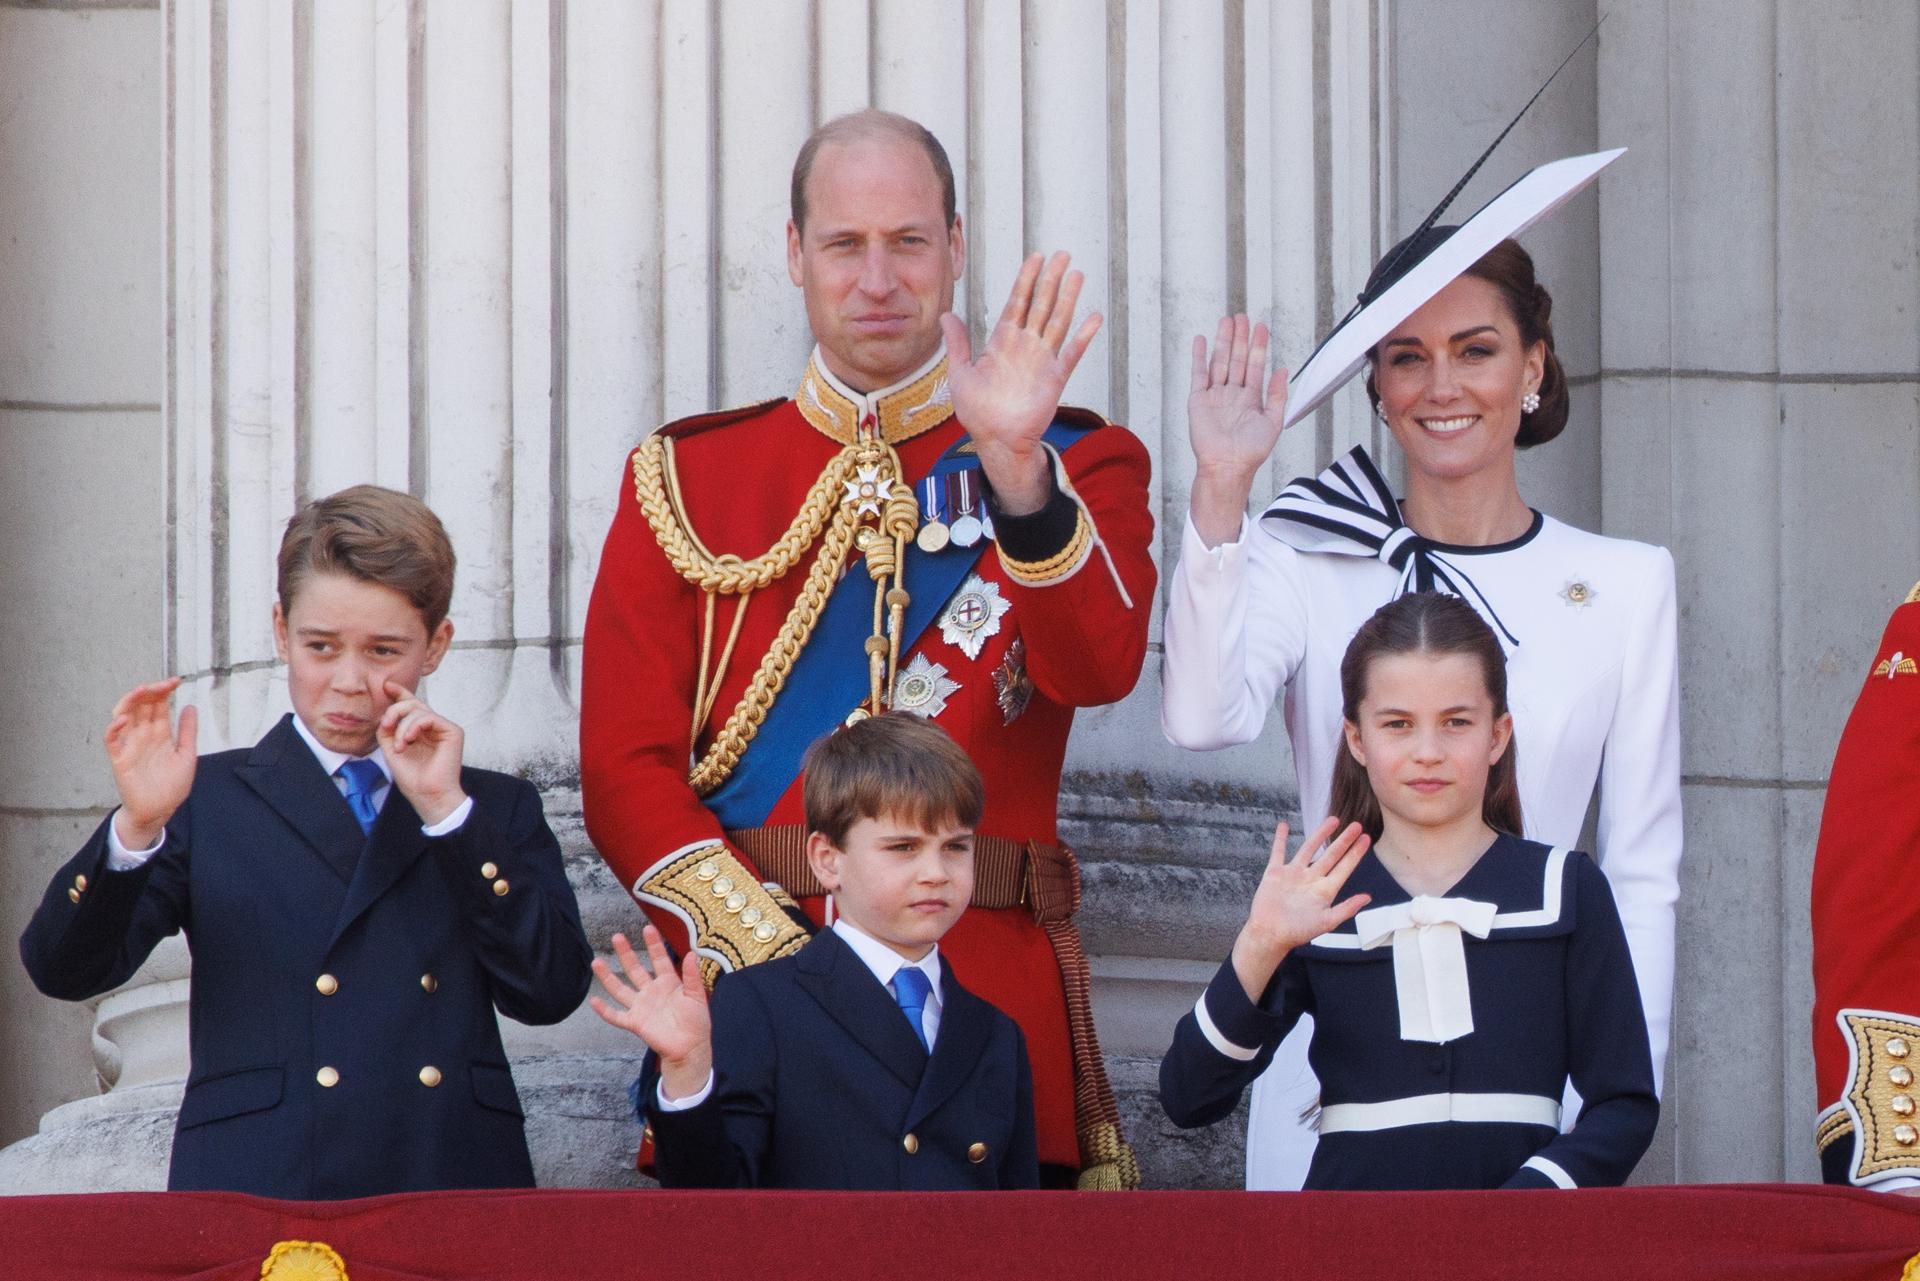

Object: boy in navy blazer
[590,713,1039,1189]
[20,485,592,1199]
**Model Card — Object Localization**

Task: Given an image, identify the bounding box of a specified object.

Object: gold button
[480,861,499,880]
[695,859,720,881]
[1893,1065,1915,1089]
[317,1066,340,1088]
[74,875,88,892]
[418,1065,442,1088]
[1890,1037,1912,1060]
[315,974,339,996]
[421,973,438,993]
[968,1142,988,1163]
[724,890,748,913]
[1896,1124,1919,1147]
[67,888,80,904]
[741,906,764,927]
[712,876,735,897]
[902,1133,919,1155]
[492,878,510,897]
[1894,1094,1916,1118]
[753,921,778,943]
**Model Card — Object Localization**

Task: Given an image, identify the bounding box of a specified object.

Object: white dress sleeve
[1592,544,1683,1091]
[1161,511,1314,750]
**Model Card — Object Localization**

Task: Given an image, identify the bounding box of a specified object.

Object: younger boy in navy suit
[590,712,1039,1189]
[20,485,592,1198]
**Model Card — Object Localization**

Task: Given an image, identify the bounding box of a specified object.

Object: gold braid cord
[633,430,917,796]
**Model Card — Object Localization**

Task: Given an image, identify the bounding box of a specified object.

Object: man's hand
[1188,314,1291,548]
[589,927,714,1102]
[105,678,198,851]
[940,251,1102,515]
[1229,817,1372,1003]
[376,680,467,827]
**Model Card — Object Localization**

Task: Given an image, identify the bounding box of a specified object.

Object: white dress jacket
[1161,494,1681,1190]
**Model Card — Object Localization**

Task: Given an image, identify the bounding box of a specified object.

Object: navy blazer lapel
[328,788,429,948]
[234,716,364,884]
[905,956,993,1132]
[794,930,929,1091]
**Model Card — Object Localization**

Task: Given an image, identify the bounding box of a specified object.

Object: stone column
[0,0,1388,1191]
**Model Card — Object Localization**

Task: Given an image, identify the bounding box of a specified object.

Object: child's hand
[376,680,467,826]
[1230,817,1372,1002]
[589,927,714,1101]
[104,678,198,851]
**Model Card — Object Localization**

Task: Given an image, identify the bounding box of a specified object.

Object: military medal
[939,574,1010,660]
[916,476,951,553]
[949,471,985,548]
[892,653,960,718]
[993,637,1033,725]
[842,463,893,518]
[1557,577,1597,611]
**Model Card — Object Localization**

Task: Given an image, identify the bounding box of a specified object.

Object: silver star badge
[842,464,893,518]
[938,574,1011,660]
[1558,578,1598,610]
[892,653,960,718]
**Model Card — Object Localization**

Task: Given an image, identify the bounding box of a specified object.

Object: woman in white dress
[1161,233,1681,1189]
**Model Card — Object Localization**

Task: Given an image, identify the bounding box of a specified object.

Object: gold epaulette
[1839,1009,1920,1182]
[635,844,810,987]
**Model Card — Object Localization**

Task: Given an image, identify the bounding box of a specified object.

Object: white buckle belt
[1317,1092,1561,1134]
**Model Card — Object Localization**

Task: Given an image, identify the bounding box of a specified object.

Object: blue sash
[704,421,1093,829]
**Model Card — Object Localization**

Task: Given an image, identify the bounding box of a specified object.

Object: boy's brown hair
[802,713,984,847]
[277,484,457,631]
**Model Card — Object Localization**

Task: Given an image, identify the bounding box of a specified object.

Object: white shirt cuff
[1183,509,1250,565]
[655,1070,715,1112]
[104,810,165,872]
[421,795,474,838]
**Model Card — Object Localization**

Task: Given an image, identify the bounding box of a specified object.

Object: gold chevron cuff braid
[1816,1105,1851,1154]
[637,845,810,986]
[1842,1010,1920,1181]
[997,507,1092,586]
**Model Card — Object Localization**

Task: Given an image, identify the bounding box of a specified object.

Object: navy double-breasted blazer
[643,927,1039,1190]
[19,714,593,1199]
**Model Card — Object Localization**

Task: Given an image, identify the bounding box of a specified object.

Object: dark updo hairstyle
[1362,231,1569,448]
[1326,592,1524,842]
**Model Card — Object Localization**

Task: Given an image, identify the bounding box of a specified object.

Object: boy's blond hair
[277,485,457,630]
[802,713,984,847]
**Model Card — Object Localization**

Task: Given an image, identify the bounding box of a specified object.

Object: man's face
[272,570,452,757]
[787,136,964,392]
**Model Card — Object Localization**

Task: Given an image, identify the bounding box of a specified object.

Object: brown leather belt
[725,824,1080,924]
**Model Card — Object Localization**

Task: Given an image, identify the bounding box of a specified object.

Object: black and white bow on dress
[1258,446,1521,649]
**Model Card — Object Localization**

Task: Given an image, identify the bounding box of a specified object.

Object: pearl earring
[1521,390,1541,415]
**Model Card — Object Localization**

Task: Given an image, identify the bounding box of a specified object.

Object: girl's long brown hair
[1326,592,1524,841]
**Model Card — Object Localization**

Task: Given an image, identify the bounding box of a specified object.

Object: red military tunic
[1812,582,1920,1187]
[581,348,1156,1183]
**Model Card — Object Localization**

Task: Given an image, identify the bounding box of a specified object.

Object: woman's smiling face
[1370,274,1545,485]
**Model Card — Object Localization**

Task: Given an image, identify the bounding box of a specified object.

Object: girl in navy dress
[1159,592,1657,1189]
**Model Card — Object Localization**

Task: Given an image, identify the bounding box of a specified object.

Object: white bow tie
[1354,894,1499,1043]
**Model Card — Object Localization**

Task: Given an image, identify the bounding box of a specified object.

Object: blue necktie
[891,966,932,1053]
[337,758,384,836]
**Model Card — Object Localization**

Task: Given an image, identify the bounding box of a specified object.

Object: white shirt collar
[808,341,947,417]
[290,714,391,784]
[831,917,943,1002]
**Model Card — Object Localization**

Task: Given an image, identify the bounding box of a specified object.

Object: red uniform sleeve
[1810,586,1920,1187]
[991,423,1156,708]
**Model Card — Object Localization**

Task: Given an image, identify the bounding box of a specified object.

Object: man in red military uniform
[1812,582,1920,1192]
[581,109,1154,1187]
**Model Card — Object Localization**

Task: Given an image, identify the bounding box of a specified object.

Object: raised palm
[1188,313,1292,480]
[1244,816,1372,956]
[105,678,199,841]
[941,251,1101,467]
[589,927,711,1066]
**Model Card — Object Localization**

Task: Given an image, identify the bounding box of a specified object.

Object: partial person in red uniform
[581,109,1155,1187]
[1813,582,1920,1193]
